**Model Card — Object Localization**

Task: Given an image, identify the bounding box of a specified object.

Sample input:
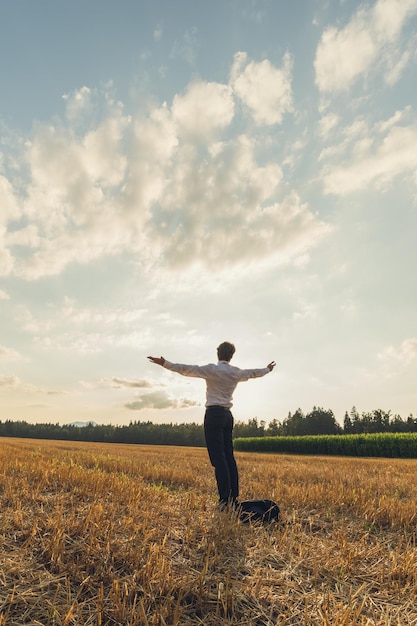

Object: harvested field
[0,437,416,625]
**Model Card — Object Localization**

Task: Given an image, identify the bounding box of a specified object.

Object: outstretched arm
[147,356,165,366]
[148,357,211,379]
[240,360,276,381]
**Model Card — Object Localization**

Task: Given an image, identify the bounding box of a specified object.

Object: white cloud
[154,25,163,41]
[123,105,178,225]
[0,245,14,277]
[292,302,318,321]
[0,345,21,360]
[7,224,40,248]
[103,377,153,389]
[315,16,376,92]
[0,289,10,300]
[378,338,417,369]
[0,374,20,387]
[0,174,21,276]
[318,112,340,139]
[315,0,417,93]
[145,130,329,269]
[27,108,128,210]
[125,390,199,410]
[231,51,293,125]
[373,0,417,41]
[321,118,417,195]
[385,48,412,85]
[0,373,62,394]
[63,86,93,122]
[0,174,20,221]
[83,115,129,187]
[340,299,357,316]
[172,81,235,139]
[9,105,133,279]
[1,54,328,280]
[23,299,152,354]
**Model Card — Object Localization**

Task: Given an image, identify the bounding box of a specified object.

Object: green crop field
[234,432,417,457]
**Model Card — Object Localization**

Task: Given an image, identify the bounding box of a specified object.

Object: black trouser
[204,405,239,504]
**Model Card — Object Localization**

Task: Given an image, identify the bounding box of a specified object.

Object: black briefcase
[238,499,280,524]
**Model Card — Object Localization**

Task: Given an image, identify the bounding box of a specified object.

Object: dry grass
[0,437,416,625]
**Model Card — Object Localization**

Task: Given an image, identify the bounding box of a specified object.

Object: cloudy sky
[1,0,416,427]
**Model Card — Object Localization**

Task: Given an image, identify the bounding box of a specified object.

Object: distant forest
[1,406,416,446]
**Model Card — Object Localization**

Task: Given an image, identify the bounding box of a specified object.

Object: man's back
[162,359,269,407]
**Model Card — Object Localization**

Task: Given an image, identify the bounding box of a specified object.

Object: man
[147,342,275,507]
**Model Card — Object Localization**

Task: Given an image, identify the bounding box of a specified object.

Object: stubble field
[0,437,416,625]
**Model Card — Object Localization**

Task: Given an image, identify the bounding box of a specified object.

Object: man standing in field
[147,342,276,508]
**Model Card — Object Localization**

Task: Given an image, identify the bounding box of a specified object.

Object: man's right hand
[147,356,166,366]
[267,361,276,371]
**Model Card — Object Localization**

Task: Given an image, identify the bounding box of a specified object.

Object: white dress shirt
[163,359,270,408]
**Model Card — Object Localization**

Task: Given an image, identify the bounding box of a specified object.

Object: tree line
[0,419,206,446]
[239,407,417,437]
[0,406,416,445]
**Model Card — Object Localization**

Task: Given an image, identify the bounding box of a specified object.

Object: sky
[1,0,417,427]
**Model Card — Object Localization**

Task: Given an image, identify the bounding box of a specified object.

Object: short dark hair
[217,341,235,362]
